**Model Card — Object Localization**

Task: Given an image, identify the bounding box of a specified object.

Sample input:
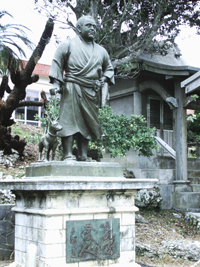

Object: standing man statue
[49,15,114,161]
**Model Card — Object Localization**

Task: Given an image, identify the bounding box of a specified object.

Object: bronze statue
[38,119,63,162]
[49,15,114,161]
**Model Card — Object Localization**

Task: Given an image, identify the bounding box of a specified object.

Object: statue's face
[78,17,96,42]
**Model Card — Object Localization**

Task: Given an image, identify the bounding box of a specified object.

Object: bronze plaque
[66,219,120,263]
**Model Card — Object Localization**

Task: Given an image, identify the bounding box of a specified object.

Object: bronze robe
[49,36,114,139]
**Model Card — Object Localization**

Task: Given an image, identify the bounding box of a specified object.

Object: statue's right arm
[49,39,70,95]
[49,79,62,95]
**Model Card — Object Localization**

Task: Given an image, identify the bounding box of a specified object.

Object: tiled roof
[22,61,50,77]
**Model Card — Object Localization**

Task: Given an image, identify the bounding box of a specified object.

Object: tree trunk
[0,18,54,153]
[2,18,54,127]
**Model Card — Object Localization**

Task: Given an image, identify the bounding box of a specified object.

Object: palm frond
[0,10,35,74]
[0,10,13,20]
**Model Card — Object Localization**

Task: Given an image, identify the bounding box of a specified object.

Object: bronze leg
[62,136,76,161]
[76,133,89,161]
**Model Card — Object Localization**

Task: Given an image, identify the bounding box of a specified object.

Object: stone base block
[26,161,124,178]
[173,180,192,192]
[0,161,157,267]
[13,188,138,267]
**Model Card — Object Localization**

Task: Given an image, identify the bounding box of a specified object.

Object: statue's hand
[94,80,101,91]
[50,83,62,95]
[100,76,108,87]
[94,77,108,92]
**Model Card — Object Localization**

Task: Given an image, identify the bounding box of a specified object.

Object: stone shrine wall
[0,204,15,260]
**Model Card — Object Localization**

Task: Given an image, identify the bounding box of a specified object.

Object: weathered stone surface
[0,178,158,192]
[0,190,15,204]
[135,214,149,224]
[0,235,6,243]
[0,221,13,235]
[160,184,174,209]
[135,187,162,209]
[11,188,139,267]
[0,248,14,261]
[0,150,19,167]
[136,242,162,258]
[159,169,174,185]
[26,161,124,178]
[137,239,200,263]
[0,161,158,267]
[0,209,6,220]
[162,240,200,261]
[173,192,200,212]
[141,169,158,179]
[0,205,15,260]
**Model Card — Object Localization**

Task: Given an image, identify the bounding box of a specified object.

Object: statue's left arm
[102,50,115,86]
[100,49,115,106]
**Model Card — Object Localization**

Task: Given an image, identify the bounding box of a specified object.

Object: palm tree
[0,10,34,74]
[0,11,54,154]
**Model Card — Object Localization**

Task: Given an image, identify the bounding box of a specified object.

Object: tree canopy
[34,0,200,75]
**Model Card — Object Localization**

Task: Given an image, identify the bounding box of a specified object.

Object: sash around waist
[64,73,100,91]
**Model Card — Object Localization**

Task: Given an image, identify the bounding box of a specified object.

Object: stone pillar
[174,80,188,182]
[173,81,192,202]
[133,91,142,115]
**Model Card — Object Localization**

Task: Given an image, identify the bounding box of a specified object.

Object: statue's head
[76,15,97,42]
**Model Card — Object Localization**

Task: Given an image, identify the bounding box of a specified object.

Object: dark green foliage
[187,111,200,143]
[91,105,157,157]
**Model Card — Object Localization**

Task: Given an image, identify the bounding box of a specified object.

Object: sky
[2,0,200,68]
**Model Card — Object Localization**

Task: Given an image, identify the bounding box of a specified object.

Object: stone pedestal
[0,161,157,267]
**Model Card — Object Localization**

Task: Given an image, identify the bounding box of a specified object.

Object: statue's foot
[63,155,76,161]
[77,156,96,162]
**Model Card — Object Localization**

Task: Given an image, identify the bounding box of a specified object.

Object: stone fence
[0,204,15,260]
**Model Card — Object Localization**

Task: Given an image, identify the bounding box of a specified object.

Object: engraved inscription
[66,219,120,263]
[70,227,77,258]
[79,223,99,258]
[100,221,115,256]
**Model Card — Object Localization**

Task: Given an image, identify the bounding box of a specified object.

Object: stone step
[173,192,200,212]
[188,170,200,178]
[188,177,200,184]
[188,159,200,169]
[190,184,200,192]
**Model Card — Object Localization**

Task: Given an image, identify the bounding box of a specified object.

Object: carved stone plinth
[0,161,157,267]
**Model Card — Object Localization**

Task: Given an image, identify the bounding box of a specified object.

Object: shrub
[92,105,157,157]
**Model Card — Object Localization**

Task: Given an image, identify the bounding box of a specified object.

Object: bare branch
[24,18,54,78]
[17,100,44,108]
